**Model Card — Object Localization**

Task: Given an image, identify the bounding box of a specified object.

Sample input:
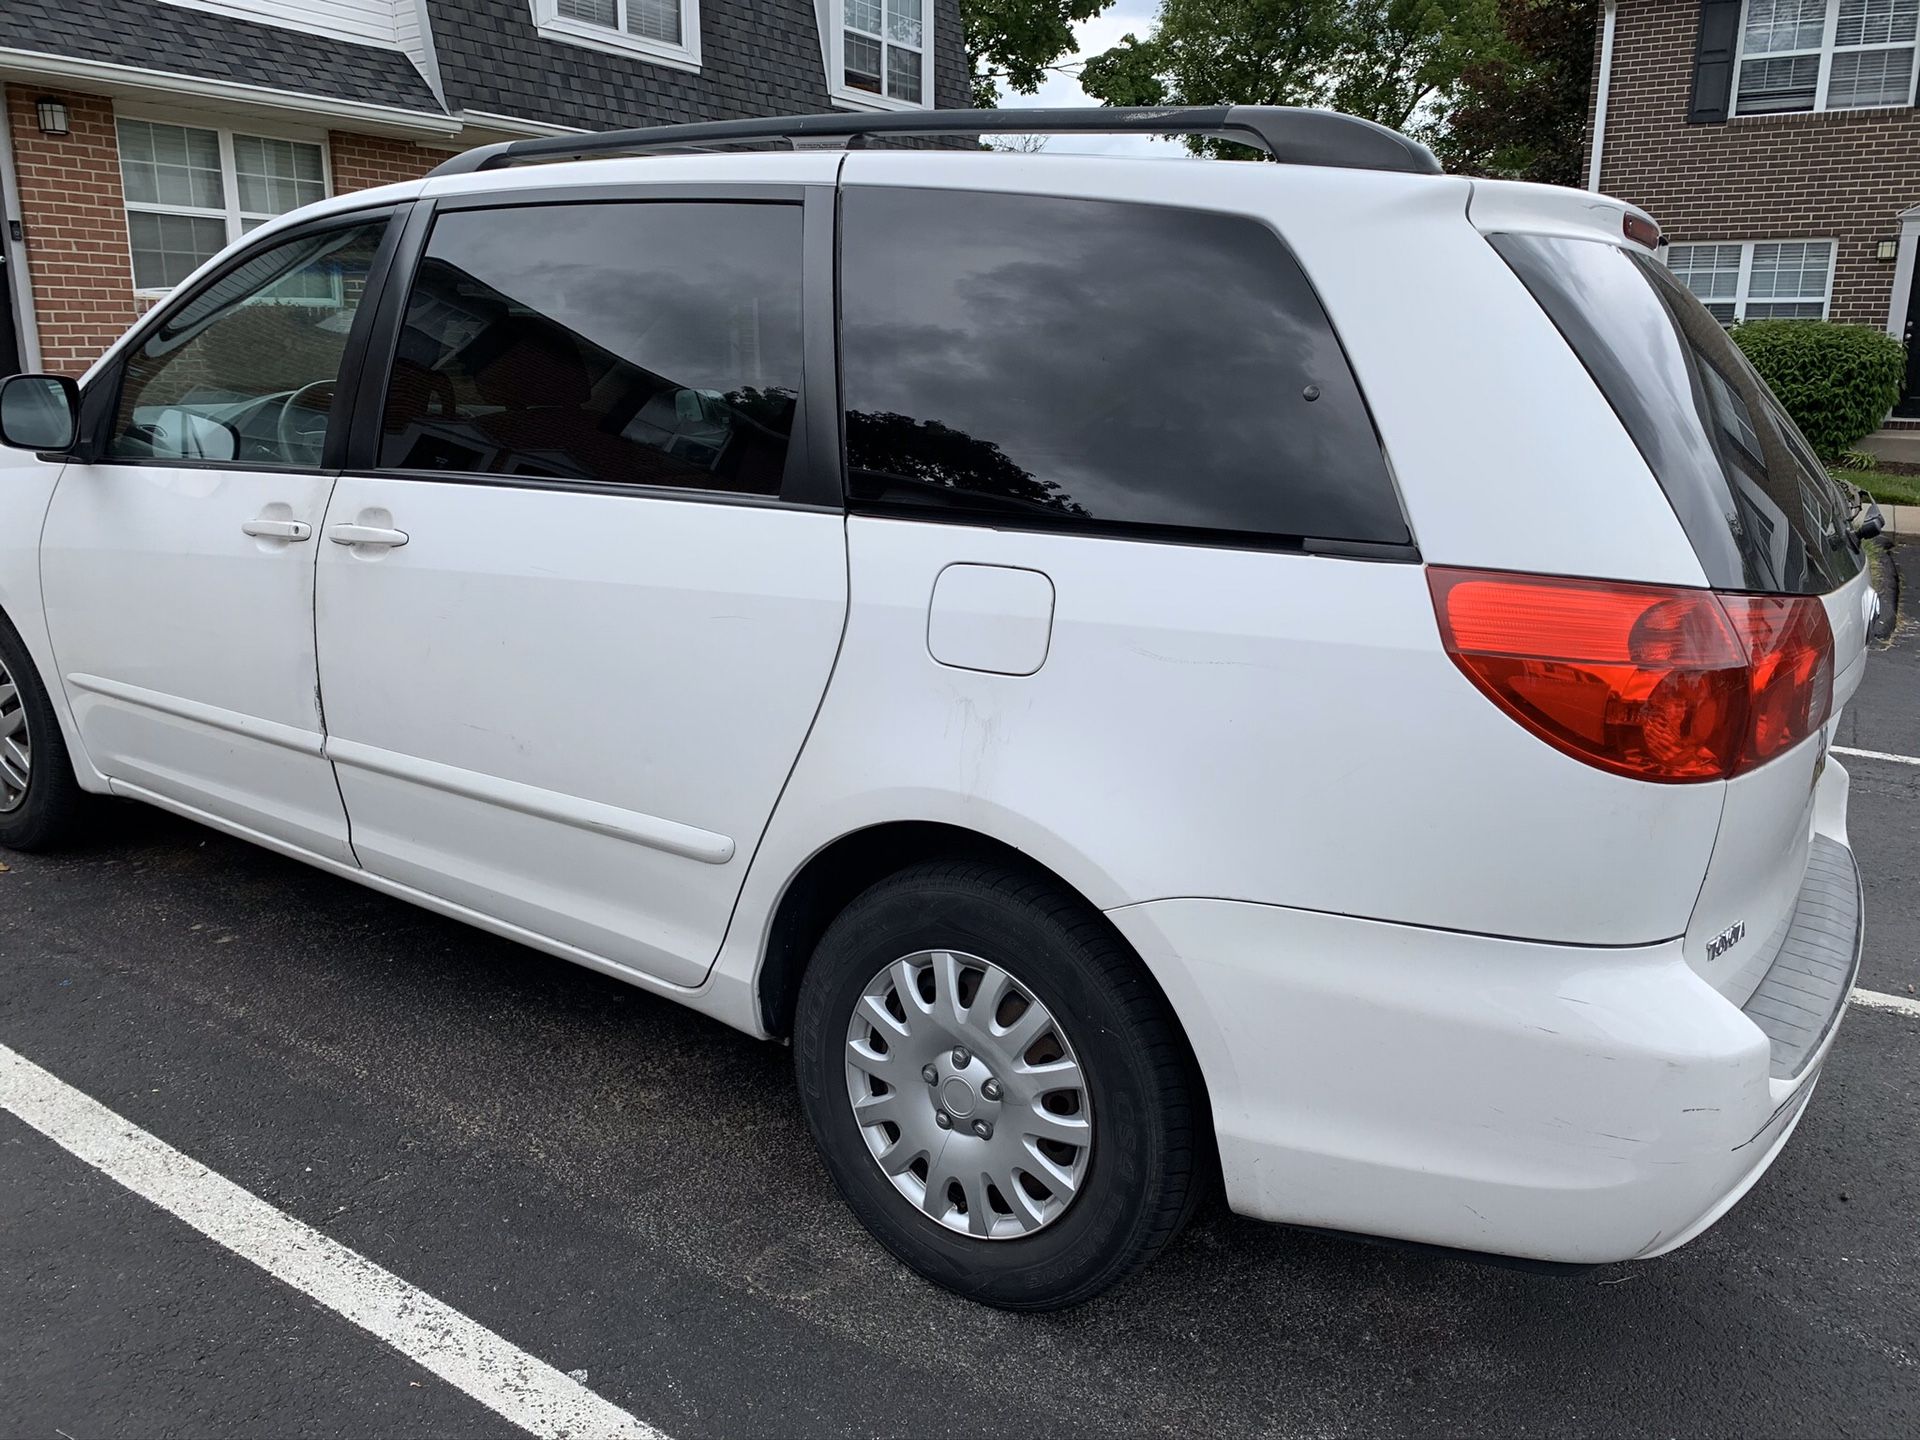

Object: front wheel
[0,617,91,852]
[794,860,1204,1310]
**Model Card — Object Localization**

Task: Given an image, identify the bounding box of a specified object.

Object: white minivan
[0,107,1872,1310]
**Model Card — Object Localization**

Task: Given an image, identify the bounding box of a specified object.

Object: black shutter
[1689,0,1744,123]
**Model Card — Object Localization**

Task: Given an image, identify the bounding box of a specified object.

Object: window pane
[234,134,328,217]
[118,119,223,211]
[1827,45,1917,106]
[1667,242,1742,301]
[845,31,883,91]
[113,220,388,466]
[1736,53,1819,110]
[380,202,802,496]
[1835,0,1919,46]
[885,0,922,45]
[845,0,882,35]
[886,44,922,101]
[628,0,680,43]
[840,189,1409,546]
[1744,0,1827,51]
[127,211,227,291]
[1743,300,1828,319]
[1748,240,1832,301]
[558,0,616,25]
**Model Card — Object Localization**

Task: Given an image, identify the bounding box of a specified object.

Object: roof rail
[426,106,1443,179]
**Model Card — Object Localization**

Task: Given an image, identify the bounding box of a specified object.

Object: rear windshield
[1491,232,1862,597]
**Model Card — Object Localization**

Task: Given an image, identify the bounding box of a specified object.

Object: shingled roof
[0,0,444,117]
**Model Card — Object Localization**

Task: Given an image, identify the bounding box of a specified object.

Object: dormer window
[533,0,702,71]
[827,0,932,109]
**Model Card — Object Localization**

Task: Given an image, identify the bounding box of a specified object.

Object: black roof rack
[427,106,1442,179]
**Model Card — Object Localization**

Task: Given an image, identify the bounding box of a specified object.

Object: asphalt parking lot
[4,544,1919,1440]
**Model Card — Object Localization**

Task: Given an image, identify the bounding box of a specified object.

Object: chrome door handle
[241,518,312,541]
[328,523,409,549]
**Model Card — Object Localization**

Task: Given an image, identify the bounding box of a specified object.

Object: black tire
[794,859,1204,1311]
[0,615,92,852]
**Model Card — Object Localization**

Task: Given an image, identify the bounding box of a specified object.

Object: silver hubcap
[844,949,1092,1240]
[0,655,28,814]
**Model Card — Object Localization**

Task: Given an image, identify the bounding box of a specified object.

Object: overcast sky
[991,0,1194,158]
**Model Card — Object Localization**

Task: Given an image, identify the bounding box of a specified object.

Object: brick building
[0,0,965,374]
[1585,0,1920,415]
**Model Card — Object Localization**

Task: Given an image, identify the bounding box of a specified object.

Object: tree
[1078,0,1504,152]
[962,1,1117,107]
[1434,0,1597,187]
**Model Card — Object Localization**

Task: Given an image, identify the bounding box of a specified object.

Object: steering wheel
[276,379,337,464]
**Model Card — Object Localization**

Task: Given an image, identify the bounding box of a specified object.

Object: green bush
[1731,319,1906,460]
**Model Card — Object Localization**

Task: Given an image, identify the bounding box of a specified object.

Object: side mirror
[0,373,80,453]
[1854,499,1885,542]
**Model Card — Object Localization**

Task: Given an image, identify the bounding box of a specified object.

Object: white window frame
[530,0,703,73]
[116,109,334,299]
[1731,0,1920,115]
[822,0,935,111]
[1665,238,1838,322]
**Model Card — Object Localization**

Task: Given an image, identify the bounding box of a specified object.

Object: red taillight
[1428,568,1832,782]
[1622,212,1661,250]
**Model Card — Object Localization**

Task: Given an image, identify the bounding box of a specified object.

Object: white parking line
[1852,987,1920,1019]
[0,1043,664,1440]
[1833,745,1920,767]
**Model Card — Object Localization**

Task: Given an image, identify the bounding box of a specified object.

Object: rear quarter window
[837,188,1410,551]
[1491,232,1862,597]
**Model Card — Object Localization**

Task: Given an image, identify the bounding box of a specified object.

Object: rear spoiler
[1466,180,1660,253]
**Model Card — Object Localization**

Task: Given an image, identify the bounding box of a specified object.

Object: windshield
[1492,232,1863,597]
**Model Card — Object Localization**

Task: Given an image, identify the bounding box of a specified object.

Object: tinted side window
[1491,232,1861,597]
[839,188,1408,547]
[111,220,389,468]
[381,201,803,496]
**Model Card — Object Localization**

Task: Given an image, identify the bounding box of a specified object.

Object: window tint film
[110,219,388,467]
[838,188,1408,547]
[1492,232,1861,597]
[381,202,802,496]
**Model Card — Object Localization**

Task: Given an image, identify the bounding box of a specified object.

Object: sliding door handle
[328,523,409,549]
[241,518,312,541]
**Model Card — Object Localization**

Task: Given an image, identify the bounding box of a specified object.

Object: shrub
[1731,319,1906,460]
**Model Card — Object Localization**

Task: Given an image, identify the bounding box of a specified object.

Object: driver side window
[110,218,389,468]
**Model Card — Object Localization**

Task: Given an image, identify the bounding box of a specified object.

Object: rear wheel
[0,618,91,852]
[793,860,1203,1310]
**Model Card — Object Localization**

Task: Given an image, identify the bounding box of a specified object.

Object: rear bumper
[1106,834,1862,1265]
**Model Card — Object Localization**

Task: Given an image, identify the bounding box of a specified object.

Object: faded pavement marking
[0,1042,664,1440]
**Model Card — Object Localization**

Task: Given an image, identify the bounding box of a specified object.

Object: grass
[1834,467,1920,508]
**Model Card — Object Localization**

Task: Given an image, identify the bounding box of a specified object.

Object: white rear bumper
[1106,836,1860,1264]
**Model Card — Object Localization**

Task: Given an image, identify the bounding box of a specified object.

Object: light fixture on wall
[34,97,70,137]
[1877,238,1900,262]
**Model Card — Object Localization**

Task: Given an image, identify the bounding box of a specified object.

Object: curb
[1868,534,1901,643]
[1881,503,1920,536]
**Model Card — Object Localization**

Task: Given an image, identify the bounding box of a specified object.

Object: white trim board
[1886,203,1920,339]
[156,0,404,51]
[0,91,41,370]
